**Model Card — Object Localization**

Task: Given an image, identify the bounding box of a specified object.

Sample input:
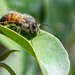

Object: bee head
[30,22,40,35]
[22,15,40,35]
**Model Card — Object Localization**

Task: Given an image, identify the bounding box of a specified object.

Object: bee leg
[38,29,45,35]
[0,21,11,25]
[0,22,6,25]
[6,25,11,28]
[4,21,8,25]
[17,26,21,33]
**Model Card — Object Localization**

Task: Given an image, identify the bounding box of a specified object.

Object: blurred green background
[0,0,75,75]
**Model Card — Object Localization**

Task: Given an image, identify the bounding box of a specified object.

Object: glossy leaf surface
[0,25,70,75]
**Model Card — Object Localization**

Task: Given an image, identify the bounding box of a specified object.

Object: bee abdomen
[0,13,15,25]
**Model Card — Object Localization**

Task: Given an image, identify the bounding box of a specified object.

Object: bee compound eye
[32,23,37,29]
[27,26,30,29]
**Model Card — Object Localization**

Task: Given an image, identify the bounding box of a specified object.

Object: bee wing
[0,7,9,17]
[5,8,18,13]
[23,14,35,23]
[0,8,17,17]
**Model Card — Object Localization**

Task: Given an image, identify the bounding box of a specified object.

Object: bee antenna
[41,23,49,26]
[5,8,12,11]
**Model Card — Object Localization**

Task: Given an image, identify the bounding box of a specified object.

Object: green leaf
[0,63,16,75]
[0,0,8,12]
[0,25,35,57]
[0,50,19,61]
[29,30,70,75]
[0,25,70,75]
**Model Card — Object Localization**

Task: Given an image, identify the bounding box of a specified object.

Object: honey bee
[0,10,40,35]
